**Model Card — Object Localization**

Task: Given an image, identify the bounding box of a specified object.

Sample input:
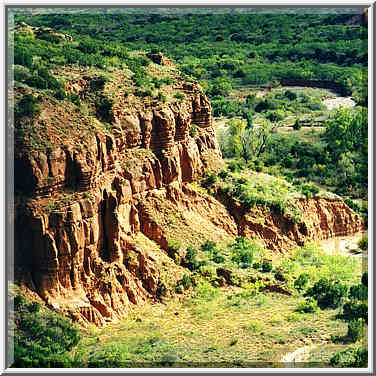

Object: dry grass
[76,288,349,367]
[74,241,365,368]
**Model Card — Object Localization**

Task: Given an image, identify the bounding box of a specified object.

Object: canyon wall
[14,83,231,326]
[14,81,363,326]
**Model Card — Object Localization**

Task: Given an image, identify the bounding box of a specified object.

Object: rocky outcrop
[14,22,73,41]
[14,77,363,327]
[15,84,219,195]
[14,82,226,326]
[232,197,363,252]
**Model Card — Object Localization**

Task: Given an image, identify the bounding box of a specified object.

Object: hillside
[9,11,368,369]
[12,22,363,325]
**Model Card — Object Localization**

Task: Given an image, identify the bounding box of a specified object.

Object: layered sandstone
[14,75,363,327]
[14,82,227,326]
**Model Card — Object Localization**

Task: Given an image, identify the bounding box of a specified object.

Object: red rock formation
[14,82,226,326]
[233,197,363,253]
[14,79,363,327]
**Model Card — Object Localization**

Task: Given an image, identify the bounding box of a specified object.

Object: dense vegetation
[12,295,81,367]
[11,10,368,201]
[13,11,367,105]
[218,101,368,199]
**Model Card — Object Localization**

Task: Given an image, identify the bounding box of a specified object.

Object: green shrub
[265,110,284,122]
[189,123,197,137]
[13,64,31,81]
[300,183,319,198]
[342,301,368,323]
[228,160,245,172]
[17,94,39,117]
[26,68,62,90]
[78,38,99,54]
[330,347,367,367]
[90,75,110,90]
[14,295,26,310]
[181,273,192,289]
[261,259,273,272]
[284,90,297,100]
[54,89,66,100]
[157,281,167,299]
[306,278,348,309]
[347,318,365,343]
[358,236,368,251]
[134,89,148,97]
[167,240,181,260]
[95,96,114,122]
[202,173,217,188]
[201,240,224,263]
[295,297,318,313]
[175,285,184,294]
[28,301,41,313]
[293,119,302,130]
[38,33,62,44]
[349,284,368,301]
[230,237,261,269]
[201,240,217,254]
[14,46,33,68]
[294,273,309,291]
[274,268,287,282]
[361,272,368,287]
[212,254,225,264]
[218,170,228,180]
[157,92,167,103]
[87,344,128,367]
[195,279,219,300]
[255,98,277,112]
[13,296,81,368]
[66,92,81,106]
[344,198,361,213]
[184,246,200,271]
[174,93,185,101]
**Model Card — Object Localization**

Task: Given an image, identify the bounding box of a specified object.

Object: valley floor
[75,237,367,368]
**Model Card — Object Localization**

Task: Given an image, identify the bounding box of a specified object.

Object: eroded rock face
[14,83,225,326]
[14,81,363,326]
[234,197,364,252]
[15,84,218,196]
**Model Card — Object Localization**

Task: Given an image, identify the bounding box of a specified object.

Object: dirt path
[318,231,367,258]
[322,96,355,110]
[281,231,366,367]
[281,345,317,367]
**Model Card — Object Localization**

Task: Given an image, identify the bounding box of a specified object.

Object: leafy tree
[306,278,348,309]
[220,118,279,162]
[324,107,367,158]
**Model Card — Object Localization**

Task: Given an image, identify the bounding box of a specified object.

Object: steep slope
[14,59,237,326]
[13,50,363,327]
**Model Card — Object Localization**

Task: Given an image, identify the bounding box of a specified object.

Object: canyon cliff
[14,62,363,326]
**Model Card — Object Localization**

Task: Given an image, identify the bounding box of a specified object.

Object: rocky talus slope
[14,71,363,326]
